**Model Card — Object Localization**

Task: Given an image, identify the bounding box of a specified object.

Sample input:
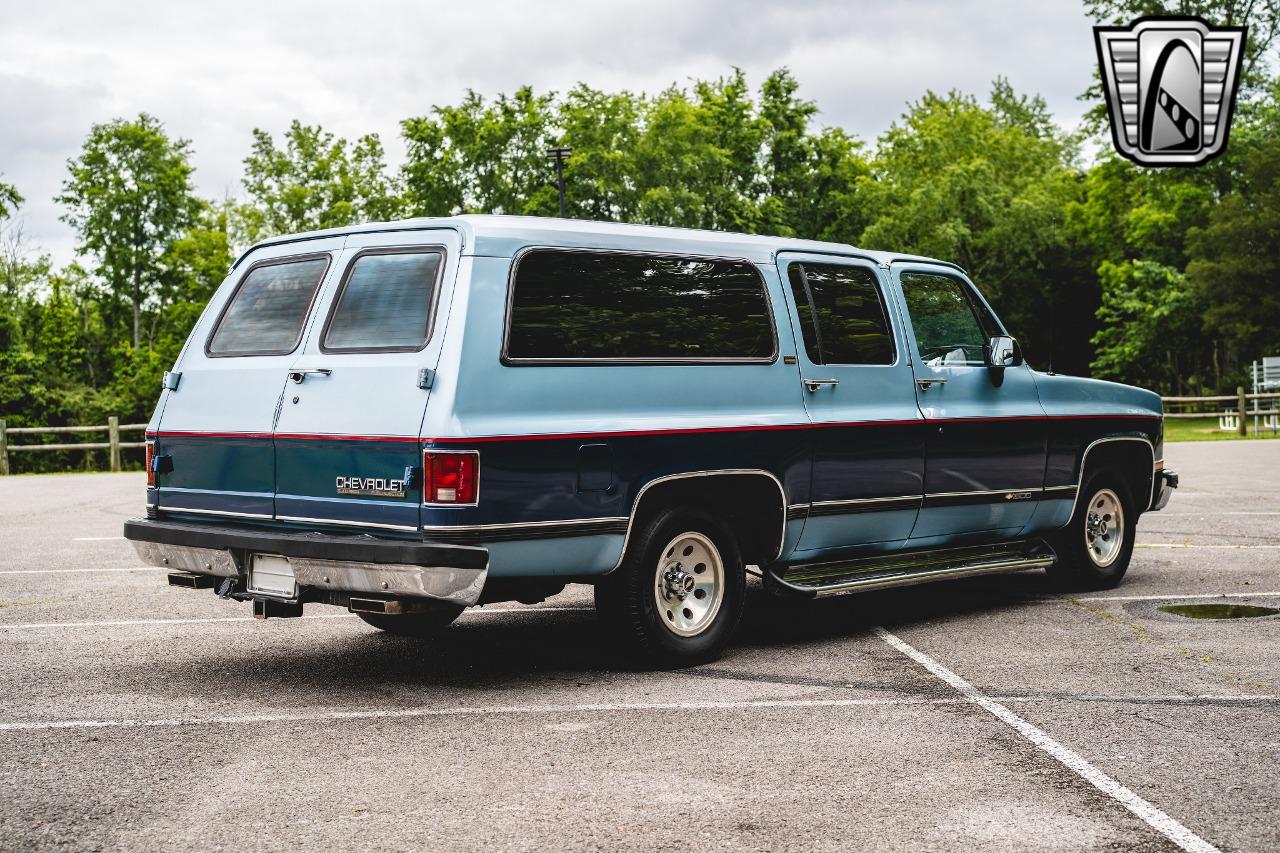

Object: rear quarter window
[504,249,776,362]
[206,255,330,357]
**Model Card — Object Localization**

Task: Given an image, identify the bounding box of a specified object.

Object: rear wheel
[1047,469,1137,590]
[357,601,464,637]
[595,507,745,666]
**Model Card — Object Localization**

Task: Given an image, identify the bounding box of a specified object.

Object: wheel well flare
[628,472,785,565]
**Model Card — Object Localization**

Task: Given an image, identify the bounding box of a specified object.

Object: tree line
[2,0,1278,471]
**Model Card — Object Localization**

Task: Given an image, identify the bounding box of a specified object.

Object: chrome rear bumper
[124,518,489,606]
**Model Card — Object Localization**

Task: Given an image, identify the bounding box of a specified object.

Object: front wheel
[594,508,745,666]
[1047,470,1137,590]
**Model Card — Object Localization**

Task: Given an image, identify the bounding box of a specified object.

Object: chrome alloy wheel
[653,531,725,637]
[1084,488,1124,568]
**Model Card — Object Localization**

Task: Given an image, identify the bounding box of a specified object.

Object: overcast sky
[1,0,1101,264]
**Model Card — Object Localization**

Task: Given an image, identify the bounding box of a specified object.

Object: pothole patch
[1124,598,1280,623]
[1158,603,1279,620]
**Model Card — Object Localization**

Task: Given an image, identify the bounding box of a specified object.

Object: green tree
[556,84,643,221]
[629,71,768,231]
[57,113,201,349]
[0,179,21,220]
[0,183,51,424]
[402,87,557,217]
[400,69,870,240]
[1185,134,1280,366]
[235,120,401,243]
[1075,156,1218,391]
[859,82,1088,371]
[1074,3,1280,392]
[752,69,870,243]
[153,202,232,360]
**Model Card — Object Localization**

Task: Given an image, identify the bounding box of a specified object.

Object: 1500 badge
[336,476,407,498]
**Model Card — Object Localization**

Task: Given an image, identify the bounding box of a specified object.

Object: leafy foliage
[57,114,202,350]
[399,69,871,239]
[3,40,1280,471]
[1186,135,1280,364]
[234,120,401,243]
[859,81,1092,372]
[5,119,227,470]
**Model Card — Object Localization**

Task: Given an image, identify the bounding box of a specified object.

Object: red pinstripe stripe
[274,432,421,443]
[148,412,1158,445]
[147,430,273,440]
[148,430,416,443]
[423,413,1159,443]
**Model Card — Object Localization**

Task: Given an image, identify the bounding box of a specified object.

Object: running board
[768,540,1056,598]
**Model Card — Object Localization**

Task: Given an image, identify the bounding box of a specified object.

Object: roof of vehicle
[232,214,966,274]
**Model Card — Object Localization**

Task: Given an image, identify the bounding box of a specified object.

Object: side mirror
[987,335,1021,368]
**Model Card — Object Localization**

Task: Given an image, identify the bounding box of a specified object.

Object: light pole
[545,146,571,217]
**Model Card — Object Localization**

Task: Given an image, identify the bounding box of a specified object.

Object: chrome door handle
[289,368,332,383]
[916,378,947,391]
[803,378,839,392]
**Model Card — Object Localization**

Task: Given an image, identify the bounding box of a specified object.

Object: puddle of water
[1158,603,1280,620]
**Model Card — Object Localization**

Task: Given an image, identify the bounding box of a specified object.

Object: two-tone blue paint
[147,216,1167,581]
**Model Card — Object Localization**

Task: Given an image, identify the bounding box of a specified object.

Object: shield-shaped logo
[1094,16,1247,166]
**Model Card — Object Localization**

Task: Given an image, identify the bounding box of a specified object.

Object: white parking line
[1152,511,1280,517]
[0,567,165,575]
[874,626,1220,853]
[0,693,1271,733]
[1136,543,1280,549]
[0,606,593,630]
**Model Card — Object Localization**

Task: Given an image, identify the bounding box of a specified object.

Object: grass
[1164,416,1280,442]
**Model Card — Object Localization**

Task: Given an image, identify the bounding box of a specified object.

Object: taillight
[145,440,156,487]
[423,450,479,505]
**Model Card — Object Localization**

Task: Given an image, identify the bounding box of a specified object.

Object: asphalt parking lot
[1,441,1278,852]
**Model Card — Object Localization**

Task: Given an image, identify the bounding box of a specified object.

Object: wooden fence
[0,418,147,475]
[2,387,1278,475]
[1162,387,1280,436]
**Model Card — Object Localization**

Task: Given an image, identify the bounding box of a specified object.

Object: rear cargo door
[155,239,345,521]
[272,229,460,532]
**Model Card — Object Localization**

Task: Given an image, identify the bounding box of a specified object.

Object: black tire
[1047,469,1137,590]
[594,507,746,667]
[357,602,464,637]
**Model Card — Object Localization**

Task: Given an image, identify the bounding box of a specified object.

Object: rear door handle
[803,378,839,392]
[916,378,947,391]
[289,368,332,383]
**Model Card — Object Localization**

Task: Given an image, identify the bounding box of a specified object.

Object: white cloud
[0,0,1099,264]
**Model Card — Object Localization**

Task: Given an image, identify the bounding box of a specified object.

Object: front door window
[899,271,999,366]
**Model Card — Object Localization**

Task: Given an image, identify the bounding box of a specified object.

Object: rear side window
[505,249,775,362]
[207,256,329,356]
[322,250,443,352]
[787,263,894,365]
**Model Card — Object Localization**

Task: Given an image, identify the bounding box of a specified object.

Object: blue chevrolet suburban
[124,216,1177,663]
